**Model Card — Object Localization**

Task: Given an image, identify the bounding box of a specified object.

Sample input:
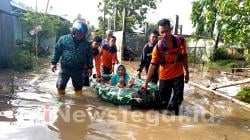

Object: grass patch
[206,60,239,70]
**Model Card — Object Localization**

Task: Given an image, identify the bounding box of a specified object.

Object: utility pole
[35,0,38,62]
[179,25,183,35]
[174,15,179,35]
[121,1,127,61]
[103,0,106,36]
[113,2,117,31]
[144,22,148,35]
[45,0,50,13]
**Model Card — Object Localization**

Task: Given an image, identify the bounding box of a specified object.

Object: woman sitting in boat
[109,64,135,88]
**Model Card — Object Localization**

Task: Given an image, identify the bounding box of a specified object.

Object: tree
[191,0,250,49]
[55,18,71,40]
[191,0,217,38]
[21,10,71,47]
[216,0,250,49]
[97,0,160,35]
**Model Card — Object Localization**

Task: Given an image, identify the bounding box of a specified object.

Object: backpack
[157,35,185,65]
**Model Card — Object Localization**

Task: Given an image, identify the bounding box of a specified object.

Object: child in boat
[110,64,135,88]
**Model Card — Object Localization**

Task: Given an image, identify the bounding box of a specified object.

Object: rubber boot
[74,90,82,97]
[57,89,65,96]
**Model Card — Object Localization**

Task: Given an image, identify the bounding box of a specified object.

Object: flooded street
[0,61,250,140]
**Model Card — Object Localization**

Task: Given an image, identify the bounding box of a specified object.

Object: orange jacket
[91,48,102,77]
[151,35,188,80]
[93,53,101,77]
[99,45,118,69]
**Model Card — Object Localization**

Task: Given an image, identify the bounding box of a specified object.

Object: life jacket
[157,35,185,65]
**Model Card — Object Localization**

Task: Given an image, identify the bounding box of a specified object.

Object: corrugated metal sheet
[0,12,16,67]
[0,0,11,13]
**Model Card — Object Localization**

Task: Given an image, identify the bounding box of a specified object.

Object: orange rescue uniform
[93,52,101,77]
[99,45,118,69]
[151,36,188,80]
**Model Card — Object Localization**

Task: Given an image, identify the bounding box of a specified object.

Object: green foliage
[237,87,250,103]
[231,53,246,61]
[96,16,107,38]
[191,0,250,49]
[191,0,217,37]
[8,47,36,71]
[97,0,160,32]
[209,47,231,61]
[187,50,196,63]
[245,53,250,62]
[56,19,71,39]
[16,39,35,53]
[21,10,71,46]
[209,47,246,62]
[207,60,237,69]
[215,0,250,48]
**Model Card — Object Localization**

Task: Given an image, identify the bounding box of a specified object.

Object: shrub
[210,47,247,62]
[236,87,250,103]
[8,48,35,71]
[209,47,231,61]
[231,53,246,61]
[16,39,35,54]
[245,54,250,62]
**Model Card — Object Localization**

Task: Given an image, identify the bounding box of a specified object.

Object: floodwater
[0,61,250,140]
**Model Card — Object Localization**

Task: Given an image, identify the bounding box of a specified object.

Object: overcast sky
[14,0,194,34]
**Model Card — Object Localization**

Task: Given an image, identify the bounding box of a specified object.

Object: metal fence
[0,11,17,68]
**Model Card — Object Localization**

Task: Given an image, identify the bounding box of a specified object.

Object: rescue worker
[137,30,159,84]
[99,35,119,74]
[102,30,113,46]
[91,36,102,81]
[141,18,189,115]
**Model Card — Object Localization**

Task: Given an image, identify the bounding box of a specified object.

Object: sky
[14,0,194,34]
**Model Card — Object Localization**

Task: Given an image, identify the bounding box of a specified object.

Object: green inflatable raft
[90,74,160,108]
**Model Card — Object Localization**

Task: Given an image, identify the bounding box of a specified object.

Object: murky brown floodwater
[0,61,250,140]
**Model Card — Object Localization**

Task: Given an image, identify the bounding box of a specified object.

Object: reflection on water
[0,62,250,140]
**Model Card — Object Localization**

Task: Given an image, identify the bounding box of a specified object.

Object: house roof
[10,1,27,11]
[10,1,27,16]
